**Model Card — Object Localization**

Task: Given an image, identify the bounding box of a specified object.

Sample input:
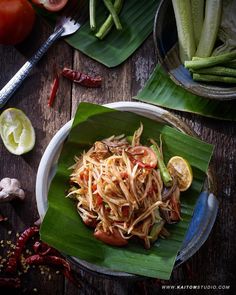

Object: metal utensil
[0,0,88,109]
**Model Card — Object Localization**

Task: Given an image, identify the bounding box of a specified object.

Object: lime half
[0,108,35,155]
[167,156,193,191]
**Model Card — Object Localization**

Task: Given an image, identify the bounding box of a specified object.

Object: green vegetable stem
[150,144,173,187]
[195,0,222,57]
[95,0,124,40]
[89,0,97,31]
[172,0,196,63]
[191,0,204,45]
[185,51,236,70]
[193,66,236,77]
[223,60,236,69]
[192,73,236,84]
[103,0,122,30]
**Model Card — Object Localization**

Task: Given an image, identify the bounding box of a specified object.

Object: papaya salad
[67,124,193,249]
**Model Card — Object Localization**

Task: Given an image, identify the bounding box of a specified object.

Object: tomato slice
[32,0,68,12]
[127,146,158,168]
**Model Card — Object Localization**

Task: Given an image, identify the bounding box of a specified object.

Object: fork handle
[0,27,64,109]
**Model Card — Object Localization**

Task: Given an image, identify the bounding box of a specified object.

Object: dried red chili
[48,73,60,107]
[33,241,61,257]
[62,67,102,88]
[0,277,21,288]
[25,254,71,271]
[6,226,39,273]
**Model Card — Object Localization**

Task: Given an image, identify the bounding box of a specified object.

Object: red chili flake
[6,226,39,274]
[62,67,102,88]
[25,254,70,271]
[48,73,60,107]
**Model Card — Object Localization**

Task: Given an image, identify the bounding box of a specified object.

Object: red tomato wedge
[32,0,68,12]
[127,146,158,168]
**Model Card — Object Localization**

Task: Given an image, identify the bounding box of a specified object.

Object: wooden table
[0,16,235,295]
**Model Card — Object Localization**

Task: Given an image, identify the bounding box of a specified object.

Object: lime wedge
[167,156,193,191]
[0,108,35,155]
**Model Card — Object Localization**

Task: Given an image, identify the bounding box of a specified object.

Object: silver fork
[0,0,88,109]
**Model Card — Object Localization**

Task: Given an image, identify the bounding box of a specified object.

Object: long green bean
[103,0,122,30]
[193,73,236,84]
[95,0,124,40]
[89,0,97,31]
[223,60,236,69]
[193,66,236,77]
[185,51,236,70]
[150,144,173,187]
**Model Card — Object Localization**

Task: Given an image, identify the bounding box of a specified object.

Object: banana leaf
[136,64,236,121]
[40,102,213,279]
[35,0,160,67]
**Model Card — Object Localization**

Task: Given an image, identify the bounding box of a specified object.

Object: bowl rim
[153,0,236,101]
[36,101,217,278]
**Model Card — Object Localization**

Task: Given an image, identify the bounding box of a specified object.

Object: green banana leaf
[136,65,236,121]
[40,102,213,279]
[36,0,160,67]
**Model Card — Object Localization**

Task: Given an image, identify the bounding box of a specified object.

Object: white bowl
[36,101,218,277]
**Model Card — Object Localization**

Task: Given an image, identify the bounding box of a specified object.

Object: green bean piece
[149,220,165,243]
[89,0,96,31]
[185,51,236,70]
[192,73,236,84]
[193,66,236,77]
[125,135,133,144]
[223,60,236,69]
[103,0,122,30]
[95,0,124,40]
[150,144,173,187]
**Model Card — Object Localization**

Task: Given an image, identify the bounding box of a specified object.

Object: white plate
[36,101,218,277]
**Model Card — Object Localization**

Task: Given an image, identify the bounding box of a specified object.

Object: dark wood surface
[0,16,235,295]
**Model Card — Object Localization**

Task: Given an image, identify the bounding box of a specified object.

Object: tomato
[94,228,128,247]
[32,0,68,12]
[127,146,158,168]
[0,0,35,45]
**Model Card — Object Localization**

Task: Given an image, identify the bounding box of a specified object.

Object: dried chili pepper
[6,226,39,273]
[33,241,61,257]
[48,73,60,107]
[62,67,102,88]
[0,277,21,288]
[25,254,71,271]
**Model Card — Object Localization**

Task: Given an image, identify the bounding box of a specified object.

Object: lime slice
[167,156,193,191]
[0,108,35,155]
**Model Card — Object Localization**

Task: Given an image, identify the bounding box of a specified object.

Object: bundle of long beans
[89,0,124,40]
[172,0,236,84]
